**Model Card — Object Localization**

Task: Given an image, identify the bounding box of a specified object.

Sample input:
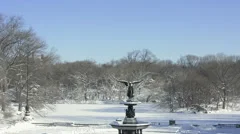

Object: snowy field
[1,103,240,134]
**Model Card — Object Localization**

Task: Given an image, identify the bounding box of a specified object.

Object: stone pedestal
[110,101,150,134]
[123,118,137,124]
[120,129,142,134]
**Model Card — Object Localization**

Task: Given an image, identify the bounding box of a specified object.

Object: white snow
[1,103,240,134]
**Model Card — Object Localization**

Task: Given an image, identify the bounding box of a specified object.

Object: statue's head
[129,82,133,87]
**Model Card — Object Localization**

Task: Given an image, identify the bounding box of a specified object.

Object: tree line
[52,50,240,112]
[1,14,240,116]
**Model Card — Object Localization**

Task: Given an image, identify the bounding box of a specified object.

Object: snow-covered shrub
[190,104,208,114]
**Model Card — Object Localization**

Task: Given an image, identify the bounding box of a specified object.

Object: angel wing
[117,80,129,86]
[130,72,155,84]
[110,75,129,86]
[130,80,143,85]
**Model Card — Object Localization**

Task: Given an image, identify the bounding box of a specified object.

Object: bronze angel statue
[117,80,142,100]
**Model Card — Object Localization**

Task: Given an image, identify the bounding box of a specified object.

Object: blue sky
[1,0,240,63]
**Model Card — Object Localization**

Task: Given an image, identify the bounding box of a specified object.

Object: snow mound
[0,122,35,134]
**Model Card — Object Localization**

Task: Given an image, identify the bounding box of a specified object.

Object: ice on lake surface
[1,103,240,134]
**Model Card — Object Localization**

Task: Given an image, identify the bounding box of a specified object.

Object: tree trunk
[1,91,6,112]
[18,100,22,111]
[1,77,7,112]
[169,101,174,113]
[84,92,88,101]
[18,90,22,111]
[2,77,7,112]
[216,99,219,110]
[146,95,151,102]
[222,89,226,109]
[15,88,19,102]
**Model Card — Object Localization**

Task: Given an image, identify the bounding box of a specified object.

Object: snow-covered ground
[1,103,240,134]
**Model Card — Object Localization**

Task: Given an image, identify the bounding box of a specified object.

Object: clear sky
[1,0,240,63]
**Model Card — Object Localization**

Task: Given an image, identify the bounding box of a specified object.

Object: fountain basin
[120,101,141,106]
[110,120,150,130]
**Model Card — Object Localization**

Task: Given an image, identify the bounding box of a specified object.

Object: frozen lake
[1,103,240,134]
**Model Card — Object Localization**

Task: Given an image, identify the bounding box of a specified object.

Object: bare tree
[0,15,33,112]
[199,54,240,109]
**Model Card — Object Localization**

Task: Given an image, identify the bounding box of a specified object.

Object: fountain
[110,80,150,134]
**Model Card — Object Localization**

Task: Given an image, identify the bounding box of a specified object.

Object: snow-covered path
[1,103,240,134]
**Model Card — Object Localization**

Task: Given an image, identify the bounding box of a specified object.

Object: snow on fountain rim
[120,101,141,105]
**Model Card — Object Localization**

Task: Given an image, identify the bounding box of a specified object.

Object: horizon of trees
[1,14,240,117]
[56,51,240,111]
